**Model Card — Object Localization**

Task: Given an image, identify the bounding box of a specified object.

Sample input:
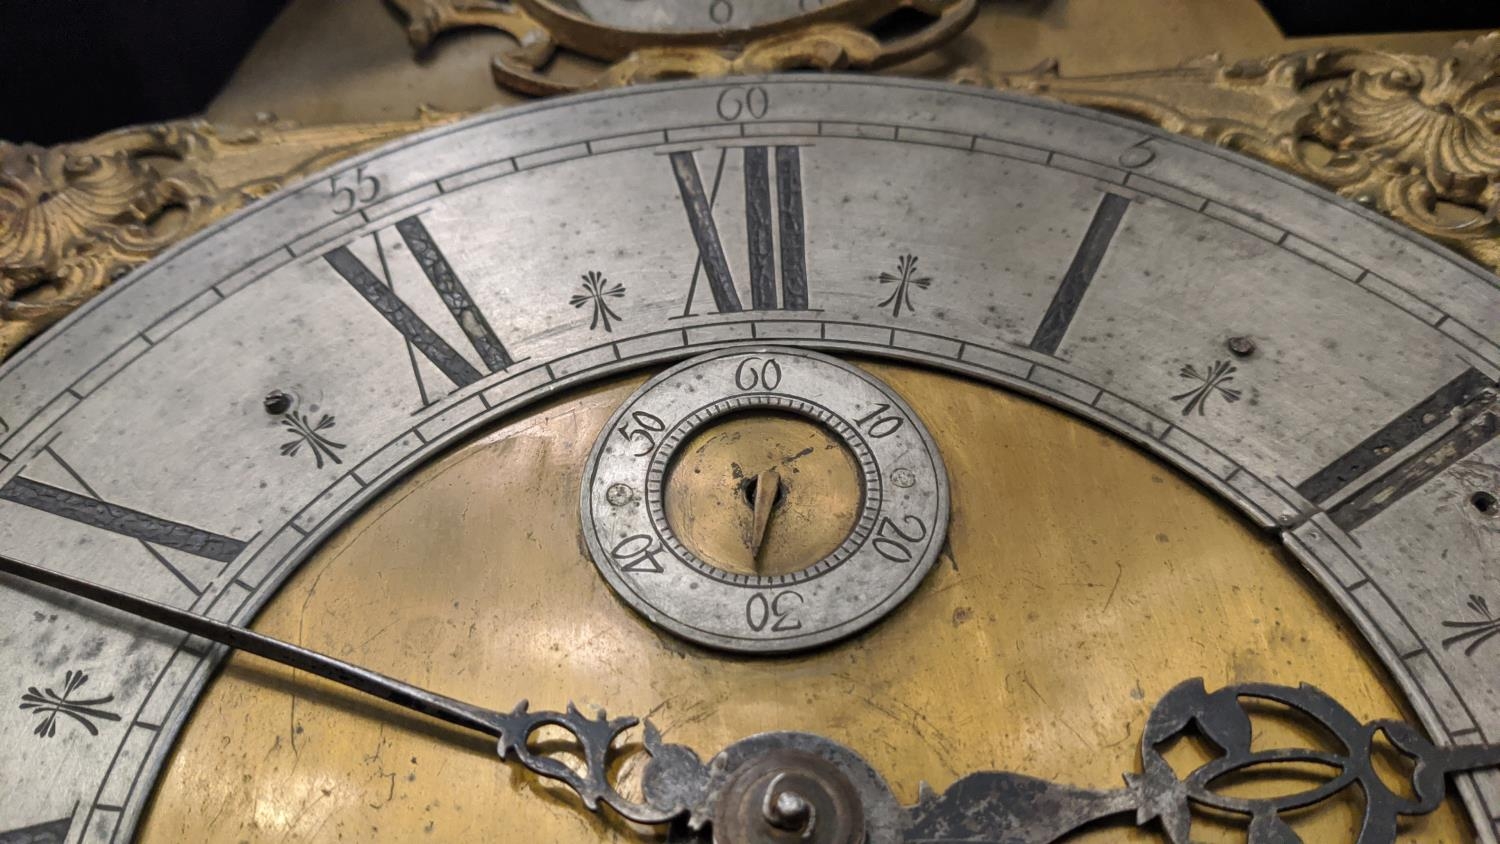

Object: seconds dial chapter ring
[581,347,950,653]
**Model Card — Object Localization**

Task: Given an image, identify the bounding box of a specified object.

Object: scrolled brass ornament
[389,0,979,95]
[0,113,455,361]
[966,31,1500,272]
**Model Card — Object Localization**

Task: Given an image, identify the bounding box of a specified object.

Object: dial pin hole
[741,475,789,510]
[1472,491,1498,517]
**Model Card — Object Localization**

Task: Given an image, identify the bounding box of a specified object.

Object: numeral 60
[734,357,783,392]
[716,86,769,122]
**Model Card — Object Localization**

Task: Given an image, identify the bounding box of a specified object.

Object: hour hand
[0,553,707,827]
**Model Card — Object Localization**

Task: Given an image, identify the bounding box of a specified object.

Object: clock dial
[520,0,961,46]
[581,346,948,652]
[0,76,1497,841]
[533,0,848,34]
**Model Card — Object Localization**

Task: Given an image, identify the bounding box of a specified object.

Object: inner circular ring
[645,394,882,587]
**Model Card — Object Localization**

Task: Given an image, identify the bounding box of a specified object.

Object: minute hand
[0,553,704,826]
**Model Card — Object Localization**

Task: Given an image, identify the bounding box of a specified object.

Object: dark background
[1259,0,1498,39]
[1,0,1496,145]
[0,0,290,145]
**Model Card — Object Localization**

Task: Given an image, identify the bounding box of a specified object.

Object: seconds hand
[0,552,696,826]
[746,466,781,569]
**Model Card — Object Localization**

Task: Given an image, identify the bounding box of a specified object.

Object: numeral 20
[746,590,803,632]
[872,515,928,563]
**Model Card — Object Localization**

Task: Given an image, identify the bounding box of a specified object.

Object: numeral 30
[746,591,804,632]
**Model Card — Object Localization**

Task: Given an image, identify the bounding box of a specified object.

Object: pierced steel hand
[7,551,1500,844]
[0,553,706,826]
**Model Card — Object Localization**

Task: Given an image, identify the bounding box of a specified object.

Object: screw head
[263,390,293,415]
[1118,146,1155,168]
[765,789,813,831]
[1226,336,1257,357]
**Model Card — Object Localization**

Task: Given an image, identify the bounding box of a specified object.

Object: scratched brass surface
[664,412,862,578]
[138,362,1469,841]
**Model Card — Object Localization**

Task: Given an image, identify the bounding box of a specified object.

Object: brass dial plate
[138,364,1468,842]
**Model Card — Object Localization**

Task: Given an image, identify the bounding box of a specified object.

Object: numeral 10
[856,403,905,438]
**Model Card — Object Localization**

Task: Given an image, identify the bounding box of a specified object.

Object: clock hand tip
[748,467,780,567]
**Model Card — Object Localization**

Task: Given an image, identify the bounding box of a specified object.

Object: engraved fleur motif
[1170,360,1242,416]
[278,410,346,469]
[569,270,626,332]
[1442,594,1500,656]
[19,669,121,738]
[876,254,931,318]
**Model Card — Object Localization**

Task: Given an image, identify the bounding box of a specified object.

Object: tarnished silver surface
[0,76,1498,841]
[581,347,948,652]
[546,0,844,32]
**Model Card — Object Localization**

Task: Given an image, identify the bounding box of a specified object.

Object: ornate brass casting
[0,113,454,361]
[967,32,1500,271]
[388,0,979,95]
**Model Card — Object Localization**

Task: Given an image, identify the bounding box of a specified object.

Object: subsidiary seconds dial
[581,347,949,653]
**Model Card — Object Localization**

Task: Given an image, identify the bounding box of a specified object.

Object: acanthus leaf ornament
[0,113,456,362]
[0,127,219,357]
[967,32,1500,272]
[388,0,979,96]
